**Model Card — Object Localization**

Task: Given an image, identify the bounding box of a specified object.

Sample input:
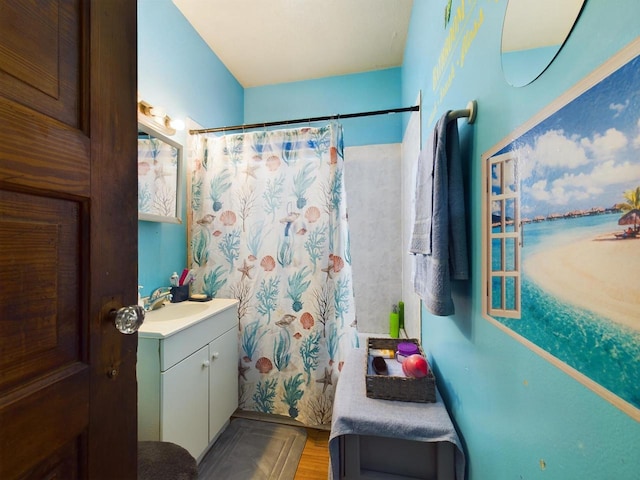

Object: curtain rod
[188,105,420,135]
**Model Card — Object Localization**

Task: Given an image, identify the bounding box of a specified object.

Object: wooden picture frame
[482,38,640,420]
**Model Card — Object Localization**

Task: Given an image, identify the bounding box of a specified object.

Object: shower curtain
[188,123,357,426]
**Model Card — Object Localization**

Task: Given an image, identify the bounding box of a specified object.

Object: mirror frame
[500,0,586,87]
[137,121,183,224]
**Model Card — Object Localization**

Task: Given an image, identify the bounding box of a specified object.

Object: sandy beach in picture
[524,233,640,332]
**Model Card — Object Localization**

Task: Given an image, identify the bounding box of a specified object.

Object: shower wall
[344,144,402,334]
[400,103,421,340]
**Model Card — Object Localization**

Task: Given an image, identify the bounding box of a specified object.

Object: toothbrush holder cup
[170,285,190,303]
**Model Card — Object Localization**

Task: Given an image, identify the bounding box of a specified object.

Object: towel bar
[447,100,477,124]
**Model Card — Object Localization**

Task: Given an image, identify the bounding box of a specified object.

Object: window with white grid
[486,152,521,318]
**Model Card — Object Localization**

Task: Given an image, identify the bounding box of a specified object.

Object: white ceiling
[501,0,585,52]
[172,0,414,88]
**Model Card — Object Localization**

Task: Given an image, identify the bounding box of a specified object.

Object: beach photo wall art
[481,38,640,420]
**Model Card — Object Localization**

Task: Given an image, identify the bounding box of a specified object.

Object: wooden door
[0,1,138,478]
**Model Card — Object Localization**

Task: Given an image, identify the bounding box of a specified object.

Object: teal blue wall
[245,68,404,147]
[402,1,640,479]
[137,0,243,296]
[501,45,561,87]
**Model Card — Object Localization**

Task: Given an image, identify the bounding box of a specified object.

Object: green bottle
[389,304,400,339]
[398,301,405,330]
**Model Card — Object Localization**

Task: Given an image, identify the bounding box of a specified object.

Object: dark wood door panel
[0,97,90,196]
[0,364,89,479]
[0,0,82,128]
[0,189,84,393]
[17,439,82,480]
[0,1,137,478]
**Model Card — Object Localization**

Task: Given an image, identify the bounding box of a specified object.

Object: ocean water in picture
[486,45,640,413]
[493,213,640,409]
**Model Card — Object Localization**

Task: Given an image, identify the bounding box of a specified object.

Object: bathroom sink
[145,301,209,322]
[139,297,239,338]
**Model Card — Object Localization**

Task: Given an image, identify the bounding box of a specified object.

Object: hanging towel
[410,112,469,316]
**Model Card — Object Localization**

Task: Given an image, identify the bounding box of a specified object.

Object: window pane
[504,158,517,193]
[491,276,503,309]
[505,198,516,233]
[505,276,517,310]
[505,238,517,271]
[491,199,504,232]
[491,238,503,271]
[491,163,502,195]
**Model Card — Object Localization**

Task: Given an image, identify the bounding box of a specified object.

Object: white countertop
[138,298,238,339]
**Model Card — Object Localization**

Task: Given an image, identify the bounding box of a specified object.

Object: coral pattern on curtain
[188,123,357,426]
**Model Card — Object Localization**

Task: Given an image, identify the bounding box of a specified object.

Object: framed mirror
[137,122,183,223]
[501,0,586,87]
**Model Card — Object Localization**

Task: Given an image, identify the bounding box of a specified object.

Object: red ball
[402,354,429,378]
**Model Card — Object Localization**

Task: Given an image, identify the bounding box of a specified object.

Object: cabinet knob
[211,352,220,359]
[202,360,210,368]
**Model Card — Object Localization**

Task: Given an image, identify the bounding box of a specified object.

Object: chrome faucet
[145,287,173,311]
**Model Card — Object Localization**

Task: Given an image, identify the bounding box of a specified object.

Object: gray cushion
[138,441,198,480]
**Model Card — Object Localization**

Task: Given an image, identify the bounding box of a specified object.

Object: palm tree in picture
[617,186,640,233]
[618,186,640,212]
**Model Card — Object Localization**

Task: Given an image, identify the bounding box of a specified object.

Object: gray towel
[410,112,469,316]
[329,348,466,480]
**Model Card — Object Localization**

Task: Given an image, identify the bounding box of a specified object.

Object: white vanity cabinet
[207,327,238,442]
[137,299,238,461]
[160,344,209,457]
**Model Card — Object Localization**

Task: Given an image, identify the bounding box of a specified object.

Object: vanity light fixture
[171,118,186,131]
[137,99,184,136]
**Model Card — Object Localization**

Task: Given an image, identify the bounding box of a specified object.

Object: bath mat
[198,418,307,480]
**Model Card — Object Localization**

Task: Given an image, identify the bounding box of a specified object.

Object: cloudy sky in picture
[504,53,640,217]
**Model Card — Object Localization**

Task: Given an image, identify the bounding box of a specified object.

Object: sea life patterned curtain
[188,123,357,426]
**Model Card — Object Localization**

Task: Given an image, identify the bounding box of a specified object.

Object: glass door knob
[111,305,145,334]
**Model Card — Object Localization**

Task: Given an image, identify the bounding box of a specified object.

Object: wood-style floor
[294,428,331,480]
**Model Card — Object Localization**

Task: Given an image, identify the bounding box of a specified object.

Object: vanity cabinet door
[209,326,239,442]
[162,344,210,459]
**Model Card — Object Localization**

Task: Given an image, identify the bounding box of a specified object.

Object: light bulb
[170,118,185,131]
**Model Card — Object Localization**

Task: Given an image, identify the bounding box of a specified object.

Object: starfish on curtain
[316,367,333,393]
[237,259,254,280]
[238,361,250,380]
[321,262,333,280]
[242,164,259,180]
